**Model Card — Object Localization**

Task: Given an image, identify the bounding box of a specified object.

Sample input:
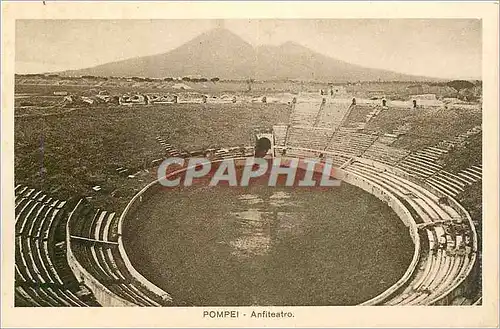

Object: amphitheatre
[14,74,482,307]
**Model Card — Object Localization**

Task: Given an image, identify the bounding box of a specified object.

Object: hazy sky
[16,19,481,79]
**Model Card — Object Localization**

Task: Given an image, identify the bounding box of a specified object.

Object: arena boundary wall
[115,155,420,306]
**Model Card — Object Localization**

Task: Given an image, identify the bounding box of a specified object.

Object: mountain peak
[280,41,308,50]
[194,27,252,47]
[60,28,426,81]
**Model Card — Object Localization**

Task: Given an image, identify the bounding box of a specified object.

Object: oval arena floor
[122,174,414,306]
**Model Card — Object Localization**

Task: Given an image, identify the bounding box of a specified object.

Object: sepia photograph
[2,1,499,328]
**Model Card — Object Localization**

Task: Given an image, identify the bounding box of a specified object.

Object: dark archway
[255,137,272,157]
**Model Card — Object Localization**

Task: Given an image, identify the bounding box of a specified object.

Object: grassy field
[440,133,482,172]
[122,175,414,306]
[365,105,482,150]
[342,104,376,128]
[15,102,290,211]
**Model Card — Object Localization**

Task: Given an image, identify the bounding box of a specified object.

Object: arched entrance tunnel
[255,137,272,157]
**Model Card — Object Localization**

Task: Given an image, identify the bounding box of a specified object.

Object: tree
[447,80,475,94]
[210,77,220,83]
